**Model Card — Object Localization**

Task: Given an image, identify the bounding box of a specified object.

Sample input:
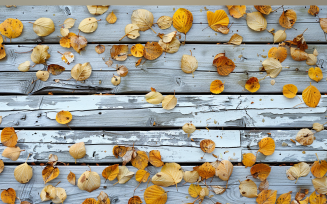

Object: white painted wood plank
[0,6,325,43]
[1,130,240,148]
[1,44,326,72]
[0,166,318,204]
[0,144,241,163]
[1,95,326,111]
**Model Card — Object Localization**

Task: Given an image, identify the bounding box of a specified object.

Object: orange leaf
[149,150,164,167]
[279,9,297,29]
[256,190,277,204]
[250,164,271,181]
[131,151,149,170]
[144,42,163,60]
[1,127,18,147]
[311,155,327,178]
[210,80,224,94]
[56,110,72,124]
[59,32,76,48]
[102,164,119,181]
[47,64,65,75]
[258,137,275,156]
[308,5,320,16]
[242,153,256,167]
[245,77,260,93]
[197,162,215,180]
[227,5,246,18]
[112,145,127,158]
[302,82,321,108]
[42,165,60,184]
[213,54,235,76]
[110,45,128,61]
[82,198,97,204]
[0,44,6,60]
[128,196,143,204]
[200,139,216,153]
[1,188,16,204]
[283,84,298,99]
[67,171,76,185]
[254,5,272,15]
[268,47,288,63]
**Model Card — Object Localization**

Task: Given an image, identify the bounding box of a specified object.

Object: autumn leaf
[135,169,150,183]
[144,42,163,60]
[131,9,155,33]
[250,164,271,181]
[173,8,193,42]
[70,34,88,54]
[210,80,224,94]
[162,92,177,110]
[144,185,167,204]
[131,151,149,170]
[48,64,65,75]
[95,44,105,54]
[102,164,119,181]
[157,16,173,30]
[56,110,72,124]
[311,154,327,179]
[1,127,17,147]
[239,179,258,198]
[200,139,215,153]
[277,191,292,204]
[40,185,56,201]
[296,129,314,146]
[115,166,135,184]
[71,62,92,81]
[67,171,76,185]
[2,146,24,161]
[152,162,183,187]
[121,24,140,41]
[242,153,256,168]
[320,18,327,33]
[158,37,180,54]
[145,88,164,104]
[82,198,97,204]
[131,44,144,57]
[78,167,101,192]
[258,137,275,156]
[195,162,215,181]
[60,27,69,37]
[245,77,260,93]
[0,43,6,60]
[31,45,50,64]
[110,45,128,61]
[0,18,23,40]
[290,47,308,61]
[113,145,127,158]
[60,32,76,48]
[14,155,33,184]
[313,176,327,194]
[62,18,76,29]
[106,11,117,24]
[213,53,235,76]
[309,191,326,204]
[246,12,267,31]
[182,122,196,135]
[279,9,297,29]
[188,184,202,198]
[42,165,60,184]
[181,52,198,74]
[286,162,310,182]
[268,47,287,63]
[183,171,199,183]
[262,58,283,78]
[1,188,16,204]
[283,84,298,98]
[308,67,323,82]
[32,18,55,36]
[227,5,246,18]
[128,196,143,204]
[216,160,233,181]
[78,17,99,33]
[69,142,86,163]
[87,5,109,15]
[207,10,230,33]
[302,82,321,108]
[227,33,243,45]
[52,187,67,203]
[273,30,287,43]
[308,5,319,16]
[36,71,50,82]
[0,159,4,174]
[254,6,272,15]
[60,52,74,65]
[256,190,277,204]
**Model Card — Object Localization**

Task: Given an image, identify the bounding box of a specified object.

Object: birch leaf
[181,54,198,74]
[245,77,260,93]
[36,71,50,82]
[60,27,69,37]
[162,93,177,110]
[149,150,164,167]
[110,45,128,61]
[144,185,167,204]
[14,160,33,183]
[239,179,258,198]
[246,12,267,31]
[144,42,163,60]
[1,188,16,204]
[47,64,65,75]
[56,110,72,124]
[258,137,275,156]
[67,171,76,185]
[87,5,109,15]
[70,35,87,54]
[320,18,327,33]
[145,87,164,104]
[131,9,154,32]
[102,164,119,181]
[277,191,292,204]
[106,11,117,24]
[262,58,283,78]
[283,84,298,98]
[312,176,327,194]
[78,167,101,192]
[256,190,277,204]
[17,61,30,72]
[152,162,183,187]
[52,187,67,204]
[69,142,86,163]
[1,127,17,147]
[308,67,323,82]
[131,44,144,57]
[287,162,310,182]
[71,62,92,81]
[210,80,224,94]
[268,47,287,63]
[31,45,50,64]
[254,6,272,15]
[116,166,135,184]
[183,171,199,183]
[2,146,23,161]
[0,160,4,174]
[173,8,193,38]
[279,9,297,29]
[227,5,246,18]
[157,16,173,29]
[40,185,56,201]
[227,33,243,45]
[63,18,76,29]
[274,30,287,43]
[32,18,55,36]
[42,165,60,184]
[302,82,321,108]
[78,17,98,33]
[0,18,23,39]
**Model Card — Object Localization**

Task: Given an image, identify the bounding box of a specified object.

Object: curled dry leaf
[308,67,323,82]
[227,33,243,45]
[245,77,260,93]
[239,179,258,198]
[268,46,287,63]
[242,153,256,167]
[97,191,110,204]
[40,185,56,201]
[144,185,167,204]
[116,65,128,77]
[182,122,196,135]
[135,169,150,183]
[116,166,135,184]
[71,62,92,81]
[144,42,163,60]
[145,88,164,104]
[279,9,297,29]
[306,54,318,66]
[128,196,142,204]
[162,93,177,110]
[210,80,224,94]
[106,11,117,24]
[254,6,272,15]
[1,127,17,147]
[56,110,72,124]
[52,187,67,204]
[31,45,50,64]
[259,180,269,192]
[291,48,308,61]
[256,190,277,204]
[227,5,246,18]
[42,165,60,184]
[14,159,33,183]
[87,5,109,15]
[258,137,275,156]
[277,191,292,204]
[1,188,16,204]
[200,139,216,153]
[131,150,148,170]
[159,37,180,54]
[95,44,105,54]
[32,18,55,37]
[286,162,310,182]
[63,18,76,29]
[111,75,121,86]
[283,84,298,98]
[78,167,101,192]
[313,123,324,132]
[102,164,119,181]
[60,27,69,37]
[71,34,88,54]
[157,16,173,30]
[183,171,199,183]
[213,53,235,76]
[47,64,65,76]
[262,58,283,78]
[69,142,86,163]
[246,12,267,31]
[0,159,4,174]
[131,9,154,32]
[250,164,271,181]
[149,150,164,167]
[181,53,198,74]
[152,162,183,187]
[313,176,327,194]
[18,61,30,72]
[308,5,320,16]
[273,30,287,43]
[79,17,99,33]
[0,18,23,40]
[131,44,144,57]
[67,171,76,185]
[302,82,321,108]
[296,128,314,146]
[111,45,128,61]
[60,32,76,48]
[2,146,23,161]
[36,71,50,82]
[61,52,74,64]
[159,31,177,43]
[216,160,233,181]
[207,10,229,33]
[212,186,226,195]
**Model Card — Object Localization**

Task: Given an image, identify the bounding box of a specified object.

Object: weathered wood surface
[0,6,326,44]
[0,166,318,204]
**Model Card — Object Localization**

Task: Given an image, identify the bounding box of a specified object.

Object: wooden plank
[0,6,326,43]
[1,95,326,111]
[0,166,317,204]
[1,44,326,72]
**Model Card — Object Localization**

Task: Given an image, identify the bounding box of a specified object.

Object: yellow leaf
[279,9,297,29]
[286,162,310,182]
[320,18,327,33]
[69,142,86,163]
[262,58,283,78]
[31,45,50,64]
[128,196,142,204]
[40,185,56,201]
[183,171,199,183]
[276,191,292,204]
[60,32,76,48]
[268,47,287,63]
[78,168,101,192]
[308,5,320,16]
[1,127,17,147]
[216,160,233,181]
[14,161,33,184]
[116,166,135,184]
[256,190,277,204]
[308,67,323,82]
[242,153,256,167]
[145,88,164,104]
[250,164,271,181]
[2,146,23,161]
[78,17,99,33]
[245,77,260,93]
[149,150,164,167]
[226,5,246,18]
[144,185,167,204]
[82,198,97,204]
[36,71,50,82]
[188,184,202,198]
[258,137,275,156]
[200,139,216,153]
[210,80,224,94]
[131,44,144,57]
[309,191,326,204]
[162,94,177,110]
[0,18,23,39]
[62,18,76,29]
[246,12,267,31]
[135,169,150,183]
[1,188,16,204]
[131,151,149,170]
[152,163,183,187]
[197,162,215,180]
[181,54,198,74]
[56,110,72,124]
[207,10,229,33]
[302,82,321,108]
[227,33,243,45]
[283,84,298,99]
[254,6,272,15]
[71,62,92,81]
[32,18,55,37]
[42,165,60,184]
[106,11,117,24]
[173,8,193,39]
[0,44,6,60]
[157,16,173,30]
[102,164,119,181]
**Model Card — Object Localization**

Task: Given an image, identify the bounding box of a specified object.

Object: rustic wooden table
[0,5,326,204]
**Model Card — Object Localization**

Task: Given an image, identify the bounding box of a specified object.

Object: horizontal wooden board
[0,6,326,43]
[1,44,325,73]
[0,165,318,204]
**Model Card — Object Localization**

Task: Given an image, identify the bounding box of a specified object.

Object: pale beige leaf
[2,146,23,161]
[69,142,86,162]
[274,30,287,43]
[36,71,50,82]
[181,54,198,74]
[158,37,180,54]
[211,186,226,195]
[157,16,173,29]
[63,18,76,29]
[33,18,55,37]
[162,94,177,110]
[71,62,92,81]
[312,176,327,194]
[145,89,164,104]
[117,166,135,184]
[131,9,154,31]
[87,5,109,15]
[78,17,98,33]
[31,45,50,64]
[262,58,283,78]
[18,61,30,72]
[227,33,243,45]
[78,169,101,192]
[60,28,69,37]
[246,12,267,31]
[239,179,258,198]
[106,11,117,24]
[14,162,33,184]
[124,24,140,39]
[313,123,324,132]
[183,171,200,183]
[51,187,67,204]
[40,185,56,201]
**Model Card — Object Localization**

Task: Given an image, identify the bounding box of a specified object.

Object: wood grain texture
[0,166,318,204]
[0,6,326,43]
